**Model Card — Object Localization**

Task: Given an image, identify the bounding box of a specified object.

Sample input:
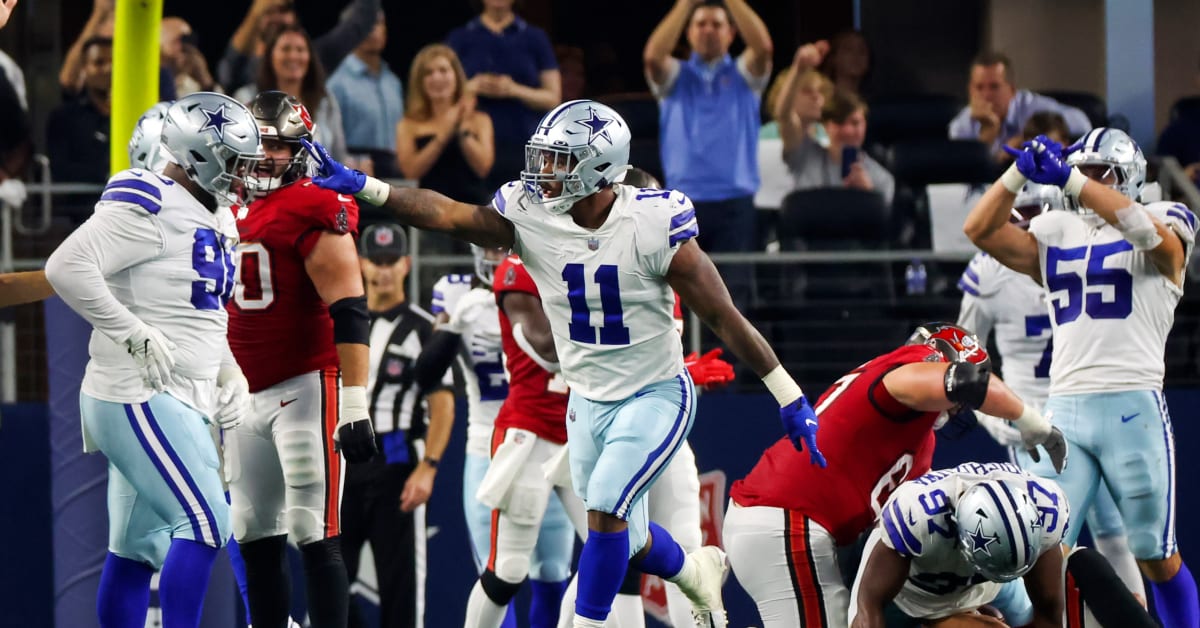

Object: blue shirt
[327,54,404,153]
[948,89,1092,156]
[447,16,557,148]
[651,53,767,202]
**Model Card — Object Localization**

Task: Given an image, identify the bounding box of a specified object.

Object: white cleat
[682,546,728,628]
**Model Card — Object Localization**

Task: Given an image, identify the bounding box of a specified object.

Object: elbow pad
[329,295,370,345]
[1115,204,1163,251]
[944,360,989,410]
[413,330,460,392]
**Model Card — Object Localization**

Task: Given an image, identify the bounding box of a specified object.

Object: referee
[343,223,454,628]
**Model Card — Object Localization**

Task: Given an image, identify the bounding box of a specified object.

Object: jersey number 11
[562,263,630,345]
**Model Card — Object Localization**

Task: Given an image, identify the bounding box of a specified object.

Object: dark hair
[469,0,523,12]
[821,89,867,124]
[82,36,113,56]
[687,1,732,26]
[623,167,660,189]
[1021,111,1070,143]
[258,24,327,115]
[971,51,1015,85]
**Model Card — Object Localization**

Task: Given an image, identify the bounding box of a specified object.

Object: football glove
[213,365,249,430]
[301,138,366,196]
[1003,135,1080,188]
[125,323,176,392]
[780,395,827,467]
[1013,407,1069,473]
[684,348,735,389]
[335,385,378,463]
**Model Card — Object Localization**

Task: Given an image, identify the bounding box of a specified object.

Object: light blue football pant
[463,451,575,581]
[1013,450,1126,538]
[566,372,696,557]
[988,578,1034,626]
[82,391,230,568]
[1022,390,1177,559]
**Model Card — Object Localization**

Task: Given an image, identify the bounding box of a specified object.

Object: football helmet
[128,101,173,172]
[521,99,631,214]
[247,90,315,193]
[1066,128,1147,206]
[161,92,263,206]
[907,322,990,367]
[471,244,507,285]
[1011,182,1063,228]
[956,479,1044,582]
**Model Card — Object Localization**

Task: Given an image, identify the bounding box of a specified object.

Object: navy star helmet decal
[966,519,999,556]
[574,107,613,144]
[200,104,234,140]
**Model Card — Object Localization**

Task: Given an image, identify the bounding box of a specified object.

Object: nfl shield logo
[587,237,600,251]
[568,409,576,422]
[513,432,526,444]
[504,266,517,286]
[375,228,394,246]
[386,359,403,377]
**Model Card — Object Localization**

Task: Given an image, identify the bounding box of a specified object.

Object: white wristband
[341,385,369,426]
[762,365,803,406]
[999,163,1027,194]
[355,176,391,206]
[1063,168,1089,200]
[1011,403,1050,437]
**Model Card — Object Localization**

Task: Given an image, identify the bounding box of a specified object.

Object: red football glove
[685,348,736,389]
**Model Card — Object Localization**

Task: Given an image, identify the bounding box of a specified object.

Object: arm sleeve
[313,0,382,75]
[413,330,461,393]
[44,203,164,343]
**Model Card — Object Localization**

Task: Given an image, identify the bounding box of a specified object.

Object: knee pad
[619,566,642,596]
[480,568,525,605]
[285,506,327,546]
[493,550,532,584]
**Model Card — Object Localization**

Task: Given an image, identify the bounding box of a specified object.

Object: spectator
[47,36,111,185]
[774,42,832,148]
[1017,111,1070,145]
[161,17,217,97]
[446,0,561,190]
[395,44,493,204]
[0,0,16,31]
[328,9,404,179]
[818,29,872,98]
[234,24,349,163]
[786,89,894,206]
[217,0,380,92]
[1157,61,1200,183]
[644,0,773,304]
[556,45,587,102]
[59,0,174,101]
[949,51,1092,160]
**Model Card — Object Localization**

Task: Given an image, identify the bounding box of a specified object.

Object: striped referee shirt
[366,302,451,436]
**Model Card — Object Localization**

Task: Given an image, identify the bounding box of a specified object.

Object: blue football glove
[1002,134,1074,187]
[780,396,827,467]
[300,138,366,195]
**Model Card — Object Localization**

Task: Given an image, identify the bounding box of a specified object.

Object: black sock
[239,534,291,628]
[301,537,350,628]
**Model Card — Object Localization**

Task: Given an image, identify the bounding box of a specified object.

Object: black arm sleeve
[944,360,990,410]
[413,329,461,393]
[1067,547,1158,628]
[314,0,381,75]
[329,295,370,345]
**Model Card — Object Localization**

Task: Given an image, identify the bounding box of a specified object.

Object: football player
[302,98,814,628]
[964,129,1198,628]
[848,463,1068,627]
[957,183,1145,603]
[723,323,1067,627]
[223,90,375,628]
[43,92,260,627]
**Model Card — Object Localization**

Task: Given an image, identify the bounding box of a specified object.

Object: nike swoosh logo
[280,398,298,408]
[1121,413,1140,423]
[805,419,818,429]
[337,194,353,202]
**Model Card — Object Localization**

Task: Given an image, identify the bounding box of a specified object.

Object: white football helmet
[1066,128,1147,207]
[128,101,173,172]
[471,244,508,285]
[956,479,1044,582]
[520,99,631,214]
[161,92,264,206]
[1010,182,1063,228]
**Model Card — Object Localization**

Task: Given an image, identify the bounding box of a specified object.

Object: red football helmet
[907,322,989,366]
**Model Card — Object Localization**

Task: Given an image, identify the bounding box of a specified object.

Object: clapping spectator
[395,44,493,204]
[447,0,560,189]
[234,24,349,163]
[47,37,112,185]
[786,90,894,206]
[217,0,380,92]
[328,9,404,179]
[161,17,218,97]
[949,51,1091,160]
[818,30,872,98]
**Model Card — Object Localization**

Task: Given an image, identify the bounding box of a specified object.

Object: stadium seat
[1040,90,1108,129]
[865,93,963,148]
[1170,95,1200,122]
[888,139,997,186]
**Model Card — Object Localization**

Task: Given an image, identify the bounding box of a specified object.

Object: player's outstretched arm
[1074,176,1186,285]
[962,162,1041,282]
[667,239,826,465]
[302,139,515,249]
[0,270,53,308]
[1022,546,1065,628]
[850,542,910,628]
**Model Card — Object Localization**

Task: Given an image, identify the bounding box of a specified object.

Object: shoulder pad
[958,252,1004,298]
[295,181,359,235]
[879,481,931,558]
[1146,201,1198,242]
[100,169,173,215]
[490,181,525,216]
[631,187,698,257]
[494,255,538,295]
[431,274,474,316]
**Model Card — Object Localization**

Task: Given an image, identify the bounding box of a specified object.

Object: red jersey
[227,179,359,392]
[493,255,569,444]
[730,344,944,545]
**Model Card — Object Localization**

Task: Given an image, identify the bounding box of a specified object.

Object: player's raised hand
[780,396,827,467]
[300,138,365,195]
[685,348,735,389]
[1005,135,1074,188]
[125,323,176,392]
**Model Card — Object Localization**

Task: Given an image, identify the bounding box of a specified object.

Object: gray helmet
[956,479,1044,582]
[128,101,173,172]
[247,90,314,194]
[521,99,631,214]
[471,244,508,285]
[1066,128,1147,204]
[161,92,263,206]
[1011,182,1063,228]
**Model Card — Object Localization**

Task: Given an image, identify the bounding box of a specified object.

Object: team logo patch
[504,267,516,286]
[587,237,600,251]
[293,103,315,132]
[568,409,576,422]
[386,359,403,377]
[336,206,350,233]
[513,432,526,444]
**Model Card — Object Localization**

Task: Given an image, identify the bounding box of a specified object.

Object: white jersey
[491,182,695,401]
[1029,203,1196,395]
[878,462,1069,620]
[45,169,239,415]
[433,275,506,457]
